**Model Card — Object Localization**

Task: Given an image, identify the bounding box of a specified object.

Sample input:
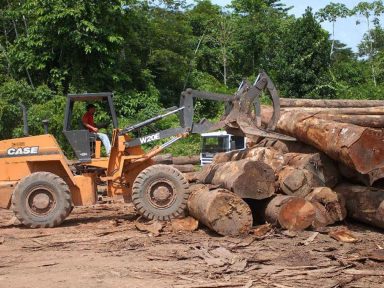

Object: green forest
[0,0,383,156]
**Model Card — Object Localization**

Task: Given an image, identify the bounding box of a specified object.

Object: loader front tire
[12,172,72,228]
[132,164,190,221]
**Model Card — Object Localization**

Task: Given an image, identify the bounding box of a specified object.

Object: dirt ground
[1,201,384,288]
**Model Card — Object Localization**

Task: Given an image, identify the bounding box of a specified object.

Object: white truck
[200,131,246,165]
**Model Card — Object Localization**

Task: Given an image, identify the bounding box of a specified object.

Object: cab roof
[67,92,113,102]
[201,131,230,137]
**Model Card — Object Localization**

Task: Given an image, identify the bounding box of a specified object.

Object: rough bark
[283,153,339,188]
[213,148,337,197]
[172,164,196,173]
[212,150,238,164]
[280,106,384,115]
[315,114,384,128]
[213,147,285,172]
[187,186,253,236]
[278,166,320,198]
[152,153,173,164]
[173,155,200,165]
[280,98,384,108]
[196,159,276,200]
[263,195,316,231]
[338,163,371,186]
[264,109,384,185]
[183,171,199,183]
[305,187,347,228]
[335,184,384,229]
[255,139,318,154]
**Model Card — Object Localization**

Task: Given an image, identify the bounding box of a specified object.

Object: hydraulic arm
[122,71,295,149]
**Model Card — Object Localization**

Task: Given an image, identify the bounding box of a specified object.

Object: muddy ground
[1,201,384,288]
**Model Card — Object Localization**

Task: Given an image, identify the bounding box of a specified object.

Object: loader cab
[63,92,118,163]
[200,131,246,165]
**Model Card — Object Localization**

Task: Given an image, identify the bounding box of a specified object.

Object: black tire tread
[132,164,189,221]
[11,172,72,228]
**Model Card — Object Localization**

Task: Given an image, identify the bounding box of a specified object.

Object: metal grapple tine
[179,71,294,141]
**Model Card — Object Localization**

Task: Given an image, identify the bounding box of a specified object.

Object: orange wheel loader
[0,72,293,228]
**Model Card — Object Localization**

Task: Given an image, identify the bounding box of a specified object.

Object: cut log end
[196,159,276,200]
[188,187,253,236]
[278,198,316,231]
[305,187,347,228]
[265,195,316,231]
[278,167,314,198]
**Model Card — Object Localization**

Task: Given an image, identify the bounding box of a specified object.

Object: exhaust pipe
[19,103,29,136]
[42,120,49,134]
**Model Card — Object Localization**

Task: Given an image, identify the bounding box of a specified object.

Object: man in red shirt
[82,104,111,156]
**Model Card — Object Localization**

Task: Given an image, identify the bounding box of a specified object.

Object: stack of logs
[153,154,200,173]
[177,98,384,236]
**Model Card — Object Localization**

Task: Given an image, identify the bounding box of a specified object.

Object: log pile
[153,154,200,173]
[187,98,384,234]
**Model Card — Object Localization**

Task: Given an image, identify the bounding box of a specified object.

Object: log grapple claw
[180,71,295,141]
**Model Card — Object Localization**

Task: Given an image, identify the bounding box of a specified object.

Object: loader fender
[0,181,18,209]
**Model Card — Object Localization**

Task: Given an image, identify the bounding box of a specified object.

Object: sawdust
[0,202,383,288]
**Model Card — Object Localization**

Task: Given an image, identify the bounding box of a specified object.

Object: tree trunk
[266,110,384,185]
[280,98,384,108]
[263,195,316,231]
[255,138,318,154]
[187,186,253,236]
[212,150,238,164]
[213,147,285,172]
[314,114,384,128]
[305,187,347,228]
[184,171,199,183]
[172,164,196,173]
[338,163,371,186]
[173,155,200,165]
[278,166,320,198]
[335,184,384,229]
[280,106,384,115]
[196,159,276,200]
[283,153,339,188]
[152,153,173,164]
[212,147,337,197]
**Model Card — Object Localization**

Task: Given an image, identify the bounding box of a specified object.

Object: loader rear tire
[132,164,190,221]
[12,172,72,228]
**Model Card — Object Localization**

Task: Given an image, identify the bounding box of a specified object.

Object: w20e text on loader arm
[0,72,293,228]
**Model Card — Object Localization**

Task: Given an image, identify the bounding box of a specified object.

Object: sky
[209,0,384,52]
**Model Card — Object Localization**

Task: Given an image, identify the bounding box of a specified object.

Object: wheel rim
[145,178,177,210]
[26,185,57,216]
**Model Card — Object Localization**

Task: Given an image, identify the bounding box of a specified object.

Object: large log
[152,153,173,164]
[255,138,318,154]
[338,163,371,186]
[314,114,384,128]
[280,98,384,108]
[335,184,384,229]
[172,164,196,173]
[262,195,316,231]
[263,109,384,185]
[283,153,339,188]
[305,187,346,228]
[280,106,384,115]
[183,171,199,183]
[213,148,336,197]
[213,147,285,172]
[173,155,200,165]
[196,159,276,200]
[278,166,320,197]
[187,186,253,236]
